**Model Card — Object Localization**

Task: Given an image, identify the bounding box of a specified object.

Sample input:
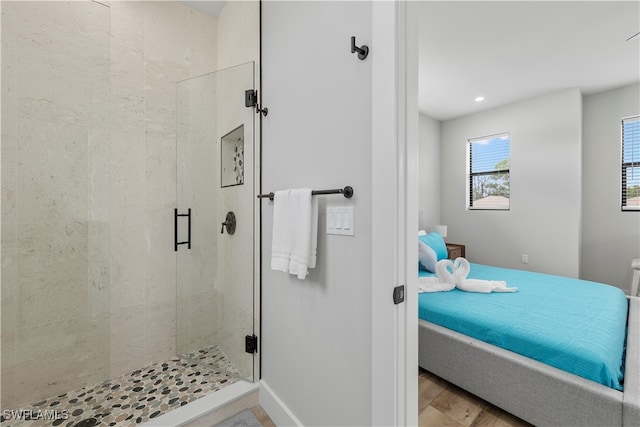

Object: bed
[417,262,640,426]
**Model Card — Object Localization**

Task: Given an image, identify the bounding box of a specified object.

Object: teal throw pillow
[418,232,448,261]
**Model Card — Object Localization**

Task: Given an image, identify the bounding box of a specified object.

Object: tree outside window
[468,133,510,210]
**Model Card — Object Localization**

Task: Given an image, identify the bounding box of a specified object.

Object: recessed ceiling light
[475,96,485,102]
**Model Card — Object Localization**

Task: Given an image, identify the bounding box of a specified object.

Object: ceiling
[178,1,638,121]
[417,1,640,121]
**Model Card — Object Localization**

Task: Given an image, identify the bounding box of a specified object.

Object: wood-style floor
[419,369,533,427]
[251,405,276,427]
[252,370,531,427]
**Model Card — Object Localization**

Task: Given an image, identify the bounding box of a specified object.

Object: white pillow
[418,230,427,236]
[418,240,437,273]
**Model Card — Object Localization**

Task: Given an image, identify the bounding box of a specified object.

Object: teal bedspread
[418,263,628,390]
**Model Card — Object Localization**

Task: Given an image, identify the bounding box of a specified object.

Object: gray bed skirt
[418,296,640,426]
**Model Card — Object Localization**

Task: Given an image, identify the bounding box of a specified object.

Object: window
[622,116,640,210]
[468,133,510,210]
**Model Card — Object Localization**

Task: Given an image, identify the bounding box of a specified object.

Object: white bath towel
[418,259,456,293]
[453,257,517,293]
[270,188,318,280]
[308,195,319,268]
[270,190,292,274]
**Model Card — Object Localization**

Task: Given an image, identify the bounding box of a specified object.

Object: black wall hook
[351,36,369,60]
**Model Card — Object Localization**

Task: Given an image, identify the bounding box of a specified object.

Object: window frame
[621,115,640,211]
[467,132,511,211]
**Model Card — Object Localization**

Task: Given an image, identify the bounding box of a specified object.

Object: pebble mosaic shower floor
[1,346,240,427]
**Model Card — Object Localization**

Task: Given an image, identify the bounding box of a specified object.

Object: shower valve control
[221,211,236,235]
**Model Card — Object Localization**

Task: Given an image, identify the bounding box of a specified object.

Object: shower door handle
[174,208,192,251]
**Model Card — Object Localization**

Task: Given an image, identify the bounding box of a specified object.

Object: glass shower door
[175,62,256,381]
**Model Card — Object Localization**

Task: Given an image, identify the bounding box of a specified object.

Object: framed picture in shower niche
[221,124,244,187]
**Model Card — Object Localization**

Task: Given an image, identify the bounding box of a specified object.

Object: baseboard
[259,380,303,427]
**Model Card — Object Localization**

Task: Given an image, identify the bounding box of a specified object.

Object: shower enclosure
[175,63,256,381]
[1,0,258,423]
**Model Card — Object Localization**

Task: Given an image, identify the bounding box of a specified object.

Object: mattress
[418,263,628,390]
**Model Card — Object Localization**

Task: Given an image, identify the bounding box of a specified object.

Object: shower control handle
[221,211,236,235]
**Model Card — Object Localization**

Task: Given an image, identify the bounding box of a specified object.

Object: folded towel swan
[418,257,517,293]
[452,257,516,293]
[418,260,457,293]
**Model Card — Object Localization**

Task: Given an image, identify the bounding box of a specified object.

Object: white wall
[440,88,582,277]
[418,113,440,230]
[261,1,373,425]
[582,83,640,291]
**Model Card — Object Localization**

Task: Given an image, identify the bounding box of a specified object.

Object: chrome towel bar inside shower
[257,186,354,201]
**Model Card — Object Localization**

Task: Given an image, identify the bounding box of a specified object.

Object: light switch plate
[326,206,354,236]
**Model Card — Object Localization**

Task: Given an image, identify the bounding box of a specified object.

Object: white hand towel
[287,189,314,279]
[308,195,319,269]
[453,257,517,293]
[270,188,317,280]
[270,190,292,274]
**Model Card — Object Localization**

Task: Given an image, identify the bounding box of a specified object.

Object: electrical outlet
[521,254,529,264]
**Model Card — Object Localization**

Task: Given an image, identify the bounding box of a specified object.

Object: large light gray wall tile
[108,0,217,377]
[144,299,177,364]
[14,319,88,406]
[1,0,232,408]
[110,305,146,377]
[1,1,18,409]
